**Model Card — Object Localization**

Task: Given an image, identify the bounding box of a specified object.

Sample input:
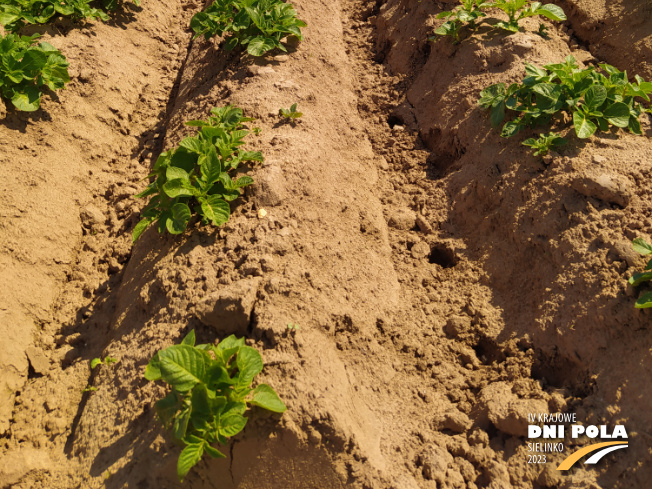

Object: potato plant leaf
[632,238,652,255]
[178,443,204,482]
[603,102,630,128]
[200,195,231,226]
[158,345,208,392]
[573,111,597,139]
[535,4,566,21]
[166,203,192,234]
[635,291,652,309]
[146,332,286,481]
[629,271,652,288]
[250,384,287,413]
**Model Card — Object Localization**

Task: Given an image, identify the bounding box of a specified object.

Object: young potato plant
[0,33,70,111]
[431,0,565,42]
[478,56,652,153]
[0,0,139,32]
[190,0,306,57]
[90,356,117,369]
[145,330,287,481]
[490,0,566,33]
[628,238,652,309]
[521,132,567,156]
[432,0,490,43]
[133,106,262,242]
[279,102,302,120]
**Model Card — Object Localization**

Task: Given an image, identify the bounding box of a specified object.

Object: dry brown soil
[1,0,651,488]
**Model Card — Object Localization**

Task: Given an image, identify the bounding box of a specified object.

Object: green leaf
[532,83,562,111]
[166,202,192,234]
[247,36,277,56]
[173,407,191,439]
[584,85,607,109]
[238,150,263,163]
[204,444,226,459]
[216,335,245,363]
[90,358,102,369]
[162,179,195,198]
[250,384,287,413]
[0,11,21,27]
[145,352,162,381]
[224,36,240,51]
[11,86,42,112]
[181,330,196,346]
[166,166,191,182]
[524,63,548,79]
[603,102,630,128]
[235,346,263,388]
[629,116,642,135]
[478,83,505,109]
[632,238,652,255]
[21,48,48,71]
[170,148,198,174]
[573,111,597,138]
[155,392,180,426]
[190,383,213,418]
[200,195,231,226]
[495,20,519,32]
[635,291,652,309]
[501,120,523,138]
[535,4,566,21]
[235,176,254,188]
[219,412,247,437]
[177,443,204,482]
[646,258,652,270]
[629,271,652,287]
[132,216,155,242]
[490,103,505,128]
[199,146,222,186]
[179,137,204,154]
[159,344,208,391]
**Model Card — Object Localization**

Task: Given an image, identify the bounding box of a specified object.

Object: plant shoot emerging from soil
[521,132,567,156]
[279,102,302,120]
[145,330,287,481]
[132,106,261,242]
[90,356,117,369]
[190,0,306,57]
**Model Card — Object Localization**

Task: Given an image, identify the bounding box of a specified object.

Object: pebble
[411,241,430,259]
[387,208,416,230]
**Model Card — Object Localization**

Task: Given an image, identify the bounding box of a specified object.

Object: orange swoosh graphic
[557,441,628,470]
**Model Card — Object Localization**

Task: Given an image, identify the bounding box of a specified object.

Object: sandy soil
[1,0,651,488]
